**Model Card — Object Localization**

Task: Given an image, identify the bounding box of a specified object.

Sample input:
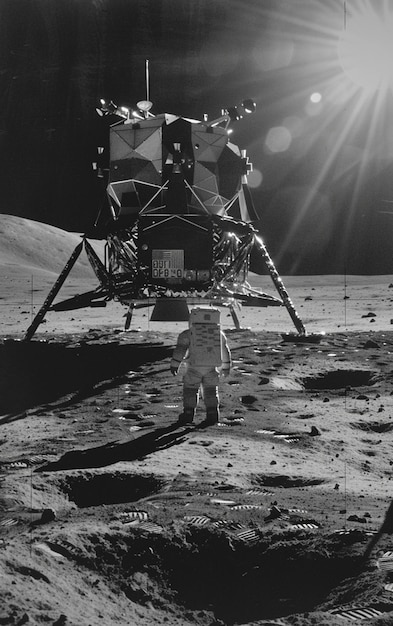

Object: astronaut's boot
[178,407,195,425]
[205,407,219,425]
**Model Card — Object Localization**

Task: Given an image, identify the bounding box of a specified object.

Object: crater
[250,474,326,488]
[66,527,369,623]
[351,421,393,433]
[303,369,377,390]
[60,472,164,508]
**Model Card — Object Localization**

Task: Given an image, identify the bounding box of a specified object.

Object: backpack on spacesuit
[188,307,222,368]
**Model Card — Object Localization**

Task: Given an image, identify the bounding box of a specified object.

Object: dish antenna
[137,99,153,114]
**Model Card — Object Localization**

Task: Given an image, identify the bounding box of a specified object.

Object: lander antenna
[137,60,153,117]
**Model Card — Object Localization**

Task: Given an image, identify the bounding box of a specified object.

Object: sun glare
[245,0,393,268]
[338,1,393,95]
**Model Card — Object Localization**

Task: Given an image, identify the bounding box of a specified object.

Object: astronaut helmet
[189,306,220,327]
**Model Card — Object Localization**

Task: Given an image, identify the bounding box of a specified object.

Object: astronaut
[170,306,231,425]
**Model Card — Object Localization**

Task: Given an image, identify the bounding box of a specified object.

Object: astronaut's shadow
[36,422,194,472]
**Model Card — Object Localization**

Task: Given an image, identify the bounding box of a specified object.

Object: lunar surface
[1,215,393,625]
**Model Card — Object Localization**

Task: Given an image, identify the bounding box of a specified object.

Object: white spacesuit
[170,307,231,425]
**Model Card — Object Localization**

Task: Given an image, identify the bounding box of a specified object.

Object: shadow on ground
[35,422,194,472]
[0,339,172,415]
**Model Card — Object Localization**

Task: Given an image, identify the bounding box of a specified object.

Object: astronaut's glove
[170,365,179,376]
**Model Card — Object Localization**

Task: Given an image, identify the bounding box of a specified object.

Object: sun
[337,0,393,95]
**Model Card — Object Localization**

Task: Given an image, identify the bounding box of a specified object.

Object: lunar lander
[24,85,310,341]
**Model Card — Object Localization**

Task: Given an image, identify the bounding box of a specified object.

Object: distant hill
[0,215,104,279]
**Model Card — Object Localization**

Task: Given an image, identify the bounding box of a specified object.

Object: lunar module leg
[254,235,306,336]
[23,240,84,341]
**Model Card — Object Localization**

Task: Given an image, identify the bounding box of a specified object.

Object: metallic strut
[23,240,84,341]
[254,234,306,335]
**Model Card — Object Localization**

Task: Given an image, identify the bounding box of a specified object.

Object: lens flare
[265,126,292,153]
[310,92,322,103]
[247,168,263,188]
